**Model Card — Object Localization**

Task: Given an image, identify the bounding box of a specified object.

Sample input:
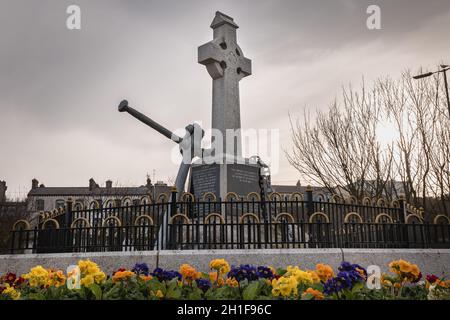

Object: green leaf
[165,280,182,299]
[352,282,364,293]
[88,283,103,300]
[28,292,46,300]
[243,281,261,300]
[276,268,287,276]
[187,288,202,300]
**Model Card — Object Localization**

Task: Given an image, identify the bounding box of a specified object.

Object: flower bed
[0,259,449,300]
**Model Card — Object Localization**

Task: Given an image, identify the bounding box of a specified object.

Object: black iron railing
[8,190,450,253]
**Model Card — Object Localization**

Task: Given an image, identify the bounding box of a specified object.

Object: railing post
[10,230,15,254]
[64,197,74,252]
[398,194,406,223]
[168,187,178,249]
[398,194,409,248]
[170,187,178,218]
[306,185,314,217]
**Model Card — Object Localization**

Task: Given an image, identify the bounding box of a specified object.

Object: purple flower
[132,263,150,276]
[195,279,211,293]
[323,261,367,295]
[151,268,182,282]
[256,266,275,279]
[227,265,259,282]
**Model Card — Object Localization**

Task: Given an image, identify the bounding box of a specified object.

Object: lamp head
[413,72,433,80]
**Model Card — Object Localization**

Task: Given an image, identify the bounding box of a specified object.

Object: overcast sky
[1,0,449,199]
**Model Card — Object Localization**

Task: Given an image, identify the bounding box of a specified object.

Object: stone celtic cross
[198,11,252,161]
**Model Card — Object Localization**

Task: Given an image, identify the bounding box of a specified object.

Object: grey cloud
[1,0,449,196]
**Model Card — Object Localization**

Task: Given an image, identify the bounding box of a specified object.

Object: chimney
[0,181,7,203]
[32,178,39,190]
[89,178,98,191]
[146,177,153,189]
[106,180,113,189]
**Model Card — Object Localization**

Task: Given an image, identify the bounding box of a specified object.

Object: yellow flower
[112,270,135,283]
[306,270,321,283]
[22,265,49,287]
[225,277,239,288]
[271,276,298,297]
[77,260,106,285]
[93,271,106,284]
[284,266,314,285]
[209,259,231,275]
[47,269,66,288]
[179,264,200,282]
[315,264,334,282]
[155,290,164,298]
[381,274,392,287]
[302,287,324,300]
[209,272,224,287]
[80,274,95,287]
[3,284,21,300]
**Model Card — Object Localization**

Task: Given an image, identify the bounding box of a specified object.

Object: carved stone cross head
[198,12,252,81]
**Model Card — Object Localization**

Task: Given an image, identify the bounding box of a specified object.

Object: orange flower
[302,287,324,300]
[315,264,334,282]
[209,272,224,286]
[226,278,239,287]
[140,275,153,282]
[112,270,134,283]
[179,264,200,282]
[389,259,421,282]
[435,279,448,288]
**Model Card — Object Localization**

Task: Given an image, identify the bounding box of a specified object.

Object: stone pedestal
[189,163,260,200]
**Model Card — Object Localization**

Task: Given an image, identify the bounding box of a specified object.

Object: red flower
[2,273,17,286]
[426,274,439,283]
[14,277,25,287]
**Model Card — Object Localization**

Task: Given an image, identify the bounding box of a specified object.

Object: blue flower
[227,265,259,282]
[132,263,150,276]
[324,278,343,295]
[195,279,211,293]
[151,268,182,281]
[256,266,274,279]
[323,262,367,295]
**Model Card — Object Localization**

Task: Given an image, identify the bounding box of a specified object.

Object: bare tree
[288,67,450,217]
[287,81,393,200]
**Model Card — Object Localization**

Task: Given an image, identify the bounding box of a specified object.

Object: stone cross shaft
[198,11,252,161]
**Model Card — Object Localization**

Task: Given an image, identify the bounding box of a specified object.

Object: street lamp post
[413,64,450,118]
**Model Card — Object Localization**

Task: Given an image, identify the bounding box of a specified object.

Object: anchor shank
[118,100,182,143]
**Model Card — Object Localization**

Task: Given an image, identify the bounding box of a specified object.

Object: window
[36,199,45,211]
[55,199,65,209]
